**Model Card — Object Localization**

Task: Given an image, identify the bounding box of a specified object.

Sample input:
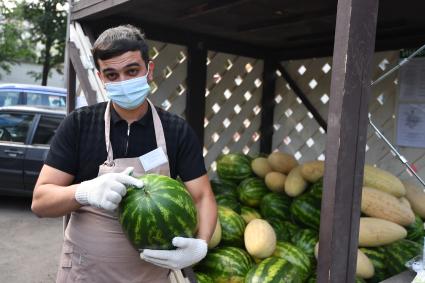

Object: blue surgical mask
[104,69,151,110]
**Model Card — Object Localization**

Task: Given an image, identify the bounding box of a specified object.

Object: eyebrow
[102,63,142,73]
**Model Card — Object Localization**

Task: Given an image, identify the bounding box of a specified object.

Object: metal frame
[65,0,387,282]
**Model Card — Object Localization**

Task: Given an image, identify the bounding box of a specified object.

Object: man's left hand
[140,237,208,269]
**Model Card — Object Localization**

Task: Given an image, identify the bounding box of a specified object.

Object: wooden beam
[259,58,277,153]
[66,58,76,114]
[316,0,379,282]
[277,64,327,132]
[68,41,98,106]
[179,0,250,20]
[185,42,207,146]
[71,0,131,21]
[86,18,269,59]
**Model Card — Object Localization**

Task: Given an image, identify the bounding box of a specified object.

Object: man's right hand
[74,167,144,211]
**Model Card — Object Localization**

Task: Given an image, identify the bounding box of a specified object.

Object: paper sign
[139,147,168,172]
[396,103,425,148]
[399,58,425,102]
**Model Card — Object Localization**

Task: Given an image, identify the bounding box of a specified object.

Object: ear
[147,61,155,81]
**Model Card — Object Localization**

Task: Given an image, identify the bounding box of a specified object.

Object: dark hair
[92,25,150,70]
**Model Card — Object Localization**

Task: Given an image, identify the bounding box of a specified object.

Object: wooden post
[68,41,98,106]
[316,0,379,282]
[66,59,77,114]
[259,58,277,154]
[185,42,207,146]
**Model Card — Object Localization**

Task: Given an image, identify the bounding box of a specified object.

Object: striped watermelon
[215,194,241,213]
[406,215,425,243]
[240,206,262,223]
[217,153,253,182]
[118,174,197,250]
[291,229,319,258]
[272,241,312,276]
[266,217,298,242]
[383,239,422,276]
[244,257,305,283]
[260,192,291,221]
[218,205,246,247]
[211,179,238,198]
[196,246,254,283]
[360,248,390,283]
[290,191,321,230]
[195,272,214,283]
[238,177,269,207]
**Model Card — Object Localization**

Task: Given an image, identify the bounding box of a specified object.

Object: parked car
[0,105,65,196]
[0,83,66,108]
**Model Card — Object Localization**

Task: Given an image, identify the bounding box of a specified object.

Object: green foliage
[21,0,68,85]
[0,2,36,77]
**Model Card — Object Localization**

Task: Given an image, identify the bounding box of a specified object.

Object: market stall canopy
[71,0,425,59]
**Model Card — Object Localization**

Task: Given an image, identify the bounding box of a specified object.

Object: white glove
[140,237,208,269]
[75,167,144,211]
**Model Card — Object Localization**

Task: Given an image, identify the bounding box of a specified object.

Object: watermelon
[306,274,365,283]
[308,179,323,197]
[218,205,246,247]
[291,229,319,258]
[406,215,425,243]
[240,206,262,223]
[196,246,254,283]
[238,177,269,207]
[360,248,390,283]
[290,191,321,230]
[272,241,312,276]
[211,179,238,198]
[383,239,422,276]
[118,174,197,250]
[266,217,298,242]
[244,257,305,283]
[260,192,291,221]
[215,194,241,213]
[195,272,214,283]
[217,153,252,182]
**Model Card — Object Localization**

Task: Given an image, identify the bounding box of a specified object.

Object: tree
[0,2,35,77]
[21,0,67,86]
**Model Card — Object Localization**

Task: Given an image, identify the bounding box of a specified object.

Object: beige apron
[56,100,171,283]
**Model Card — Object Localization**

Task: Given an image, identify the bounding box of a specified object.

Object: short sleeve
[44,112,79,175]
[176,122,207,182]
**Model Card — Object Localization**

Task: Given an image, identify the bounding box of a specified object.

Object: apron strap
[104,100,171,175]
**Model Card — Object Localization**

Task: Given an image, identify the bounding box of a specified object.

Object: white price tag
[413,270,425,283]
[139,147,168,172]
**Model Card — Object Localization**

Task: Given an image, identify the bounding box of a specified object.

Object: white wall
[0,62,65,88]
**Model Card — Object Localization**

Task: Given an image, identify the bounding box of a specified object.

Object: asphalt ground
[0,196,63,283]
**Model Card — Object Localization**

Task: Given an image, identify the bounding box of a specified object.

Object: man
[32,25,217,283]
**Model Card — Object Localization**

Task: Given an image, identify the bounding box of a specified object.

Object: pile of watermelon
[194,152,425,283]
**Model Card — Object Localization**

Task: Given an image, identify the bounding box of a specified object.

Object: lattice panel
[146,40,187,118]
[204,52,263,176]
[273,50,425,182]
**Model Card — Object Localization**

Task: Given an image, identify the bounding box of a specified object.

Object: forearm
[31,184,82,218]
[195,191,217,242]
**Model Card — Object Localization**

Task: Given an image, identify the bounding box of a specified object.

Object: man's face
[97,50,154,83]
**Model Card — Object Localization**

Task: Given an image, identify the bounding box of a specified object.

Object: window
[32,115,63,145]
[26,92,66,107]
[0,113,33,143]
[0,91,21,107]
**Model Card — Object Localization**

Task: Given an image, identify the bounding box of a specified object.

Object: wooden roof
[71,0,425,59]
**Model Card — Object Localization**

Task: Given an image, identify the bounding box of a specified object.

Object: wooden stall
[66,0,425,282]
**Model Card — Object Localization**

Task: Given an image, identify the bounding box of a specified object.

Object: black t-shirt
[45,102,206,184]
